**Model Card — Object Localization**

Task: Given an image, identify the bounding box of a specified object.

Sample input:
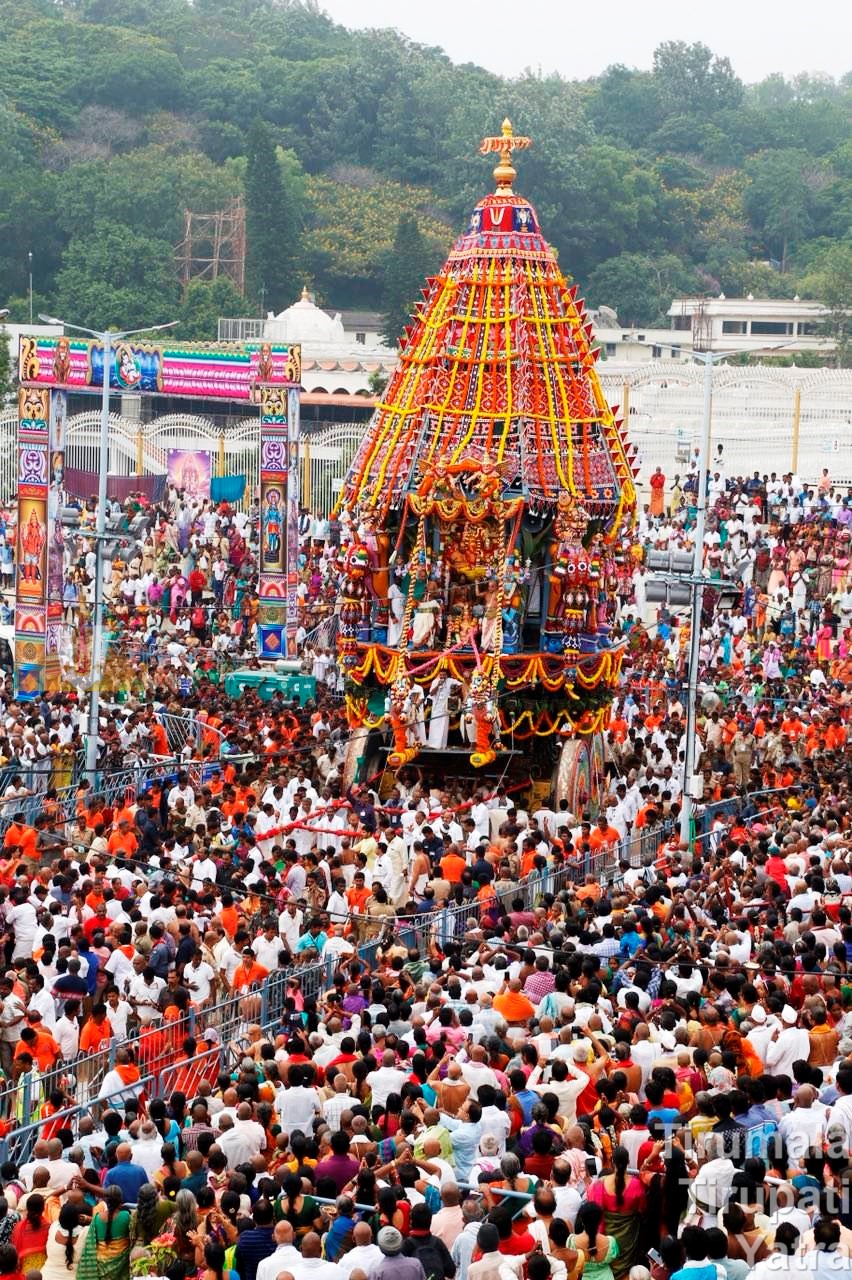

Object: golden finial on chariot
[479,118,532,194]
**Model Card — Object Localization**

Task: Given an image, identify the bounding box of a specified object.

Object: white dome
[265,288,345,346]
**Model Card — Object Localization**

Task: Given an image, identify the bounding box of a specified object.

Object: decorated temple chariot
[336,122,639,790]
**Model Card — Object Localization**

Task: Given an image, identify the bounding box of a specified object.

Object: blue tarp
[210,475,246,503]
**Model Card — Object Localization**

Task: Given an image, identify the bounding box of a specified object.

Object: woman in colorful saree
[587,1146,647,1278]
[77,1187,132,1280]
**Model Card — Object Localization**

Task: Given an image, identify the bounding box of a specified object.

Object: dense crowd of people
[0,456,845,1280]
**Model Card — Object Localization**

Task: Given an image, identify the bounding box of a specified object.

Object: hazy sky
[319,0,850,82]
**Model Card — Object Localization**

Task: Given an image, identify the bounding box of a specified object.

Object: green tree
[380,213,438,349]
[586,252,700,327]
[0,326,12,406]
[53,221,181,330]
[244,118,303,313]
[652,41,744,116]
[586,65,663,147]
[744,150,815,272]
[798,242,852,368]
[57,146,241,247]
[174,278,246,341]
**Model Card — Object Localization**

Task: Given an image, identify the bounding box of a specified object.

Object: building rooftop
[337,309,384,329]
[669,295,827,316]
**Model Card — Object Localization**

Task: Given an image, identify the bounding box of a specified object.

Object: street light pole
[27,253,33,326]
[679,351,714,843]
[677,339,800,844]
[39,314,178,784]
[87,329,112,783]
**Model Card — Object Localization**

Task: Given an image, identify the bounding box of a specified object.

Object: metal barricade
[0,1071,158,1167]
[158,1045,223,1100]
[0,1048,115,1124]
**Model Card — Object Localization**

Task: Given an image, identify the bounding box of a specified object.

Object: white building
[667,295,832,355]
[590,311,694,363]
[218,292,397,406]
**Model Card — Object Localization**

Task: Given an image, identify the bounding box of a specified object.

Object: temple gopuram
[337,122,638,786]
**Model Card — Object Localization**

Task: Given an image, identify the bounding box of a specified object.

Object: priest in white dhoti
[427,671,462,749]
[407,684,427,745]
[387,581,405,646]
[411,597,440,648]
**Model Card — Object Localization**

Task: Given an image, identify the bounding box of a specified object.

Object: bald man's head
[301,1234,322,1259]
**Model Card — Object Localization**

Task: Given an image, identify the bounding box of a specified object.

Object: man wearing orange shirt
[634,801,657,831]
[14,1021,61,1072]
[217,893,240,939]
[79,1004,112,1056]
[231,948,269,993]
[345,872,371,943]
[440,847,466,884]
[609,711,628,742]
[588,815,620,854]
[781,711,805,740]
[107,819,138,861]
[150,721,169,757]
[493,979,536,1026]
[2,815,36,861]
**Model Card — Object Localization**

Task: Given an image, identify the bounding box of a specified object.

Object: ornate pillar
[257,387,288,659]
[286,387,301,657]
[45,389,68,692]
[14,387,51,699]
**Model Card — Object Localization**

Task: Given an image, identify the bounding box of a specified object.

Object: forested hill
[0,0,849,340]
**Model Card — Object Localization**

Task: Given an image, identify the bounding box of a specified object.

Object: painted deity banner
[19,336,302,401]
[167,449,212,500]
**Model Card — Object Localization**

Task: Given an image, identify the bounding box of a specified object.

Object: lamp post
[39,315,177,782]
[27,253,33,326]
[676,340,802,844]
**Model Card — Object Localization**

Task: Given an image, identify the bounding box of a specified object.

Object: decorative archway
[13,335,301,698]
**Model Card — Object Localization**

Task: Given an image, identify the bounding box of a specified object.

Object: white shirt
[280,909,303,952]
[132,1136,165,1177]
[338,1245,382,1278]
[167,783,195,809]
[29,986,57,1029]
[216,1117,266,1167]
[253,934,287,971]
[278,1086,322,1134]
[552,1184,582,1225]
[6,903,37,958]
[105,999,133,1040]
[366,1065,408,1111]
[54,1014,80,1059]
[104,947,137,994]
[289,1260,345,1280]
[479,1105,511,1154]
[459,1061,500,1093]
[185,961,215,1004]
[766,1026,811,1078]
[777,1104,827,1159]
[192,857,218,889]
[128,973,165,1024]
[257,1246,304,1280]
